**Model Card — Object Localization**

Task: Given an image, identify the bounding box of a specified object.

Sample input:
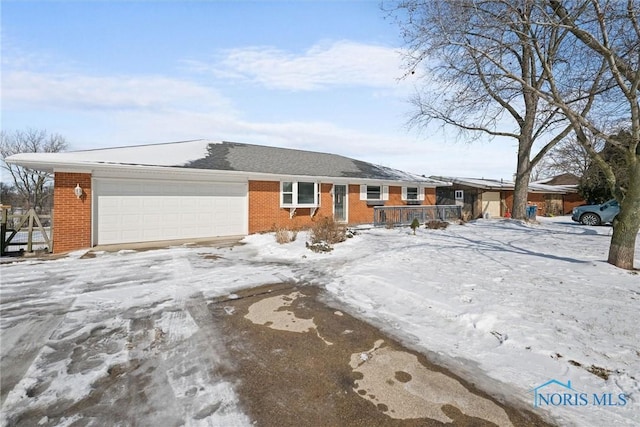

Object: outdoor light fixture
[74,184,83,199]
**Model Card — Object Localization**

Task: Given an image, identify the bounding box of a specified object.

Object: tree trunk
[607,161,640,270]
[512,146,532,220]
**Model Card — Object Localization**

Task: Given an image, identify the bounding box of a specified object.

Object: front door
[333,185,347,222]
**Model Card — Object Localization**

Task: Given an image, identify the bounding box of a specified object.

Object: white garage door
[481,191,502,218]
[94,179,247,245]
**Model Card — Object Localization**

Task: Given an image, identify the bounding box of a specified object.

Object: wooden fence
[1,206,52,255]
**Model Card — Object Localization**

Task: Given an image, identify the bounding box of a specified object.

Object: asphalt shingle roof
[184,141,431,181]
[6,140,442,184]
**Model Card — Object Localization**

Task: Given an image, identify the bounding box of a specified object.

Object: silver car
[571,199,620,225]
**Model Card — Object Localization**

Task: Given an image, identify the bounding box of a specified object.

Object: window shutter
[401,187,407,201]
[360,184,366,200]
[418,186,425,201]
[382,185,389,201]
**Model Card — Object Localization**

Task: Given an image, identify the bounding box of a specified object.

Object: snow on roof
[532,173,580,186]
[6,139,444,184]
[6,139,213,168]
[431,176,568,193]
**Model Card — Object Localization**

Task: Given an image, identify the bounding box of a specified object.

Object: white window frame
[455,190,464,201]
[359,184,389,201]
[402,186,424,202]
[280,181,319,207]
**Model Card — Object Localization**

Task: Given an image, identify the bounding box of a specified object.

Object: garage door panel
[95,179,247,245]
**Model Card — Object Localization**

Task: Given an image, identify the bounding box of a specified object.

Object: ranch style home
[432,176,583,219]
[6,140,448,253]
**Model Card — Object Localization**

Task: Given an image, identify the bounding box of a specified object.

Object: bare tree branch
[1,129,67,212]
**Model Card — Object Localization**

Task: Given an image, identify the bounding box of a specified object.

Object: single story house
[431,176,573,219]
[6,140,447,253]
[531,173,585,214]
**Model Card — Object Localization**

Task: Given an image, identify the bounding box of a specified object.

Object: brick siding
[249,181,437,232]
[52,177,441,251]
[53,172,92,253]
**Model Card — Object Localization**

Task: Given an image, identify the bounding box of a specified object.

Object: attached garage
[93,178,247,245]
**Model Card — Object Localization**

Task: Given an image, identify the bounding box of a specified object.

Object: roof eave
[7,158,442,186]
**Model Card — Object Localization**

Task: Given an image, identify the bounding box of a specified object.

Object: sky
[1,0,522,179]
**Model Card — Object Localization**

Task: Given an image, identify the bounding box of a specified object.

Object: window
[367,185,381,200]
[455,190,464,200]
[360,184,389,201]
[281,181,319,206]
[406,187,418,200]
[402,186,424,202]
[282,182,293,204]
[297,182,315,204]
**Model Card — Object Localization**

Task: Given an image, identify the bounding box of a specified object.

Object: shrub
[305,240,334,253]
[306,217,346,252]
[425,220,449,230]
[274,227,298,244]
[309,217,346,245]
[410,218,420,234]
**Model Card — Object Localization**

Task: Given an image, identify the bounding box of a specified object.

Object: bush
[309,217,346,245]
[306,240,334,253]
[410,218,420,234]
[274,227,298,244]
[425,220,449,229]
[306,217,346,252]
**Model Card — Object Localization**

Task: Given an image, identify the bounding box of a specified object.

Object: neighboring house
[532,173,585,214]
[6,140,447,253]
[431,176,569,219]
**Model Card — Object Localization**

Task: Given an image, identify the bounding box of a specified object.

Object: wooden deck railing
[373,205,462,227]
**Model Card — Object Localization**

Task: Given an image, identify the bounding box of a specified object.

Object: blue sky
[2,0,518,178]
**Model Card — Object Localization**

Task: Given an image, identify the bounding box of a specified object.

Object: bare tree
[387,0,579,219]
[0,182,21,207]
[529,0,640,269]
[0,129,67,213]
[540,136,598,177]
[389,0,639,269]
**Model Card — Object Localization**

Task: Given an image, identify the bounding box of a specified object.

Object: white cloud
[2,70,234,113]
[1,40,514,179]
[187,40,410,91]
[53,106,514,179]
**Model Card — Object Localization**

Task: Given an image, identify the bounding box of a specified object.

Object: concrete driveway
[1,263,553,426]
[210,283,552,426]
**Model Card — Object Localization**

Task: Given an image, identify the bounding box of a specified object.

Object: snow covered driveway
[1,217,638,426]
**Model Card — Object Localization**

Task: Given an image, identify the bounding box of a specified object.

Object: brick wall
[503,191,514,216]
[528,193,547,216]
[424,188,436,205]
[248,181,337,233]
[53,172,92,253]
[563,193,585,214]
[347,184,374,223]
[248,181,437,232]
[348,185,438,224]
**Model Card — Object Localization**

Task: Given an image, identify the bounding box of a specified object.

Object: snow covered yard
[0,216,638,426]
